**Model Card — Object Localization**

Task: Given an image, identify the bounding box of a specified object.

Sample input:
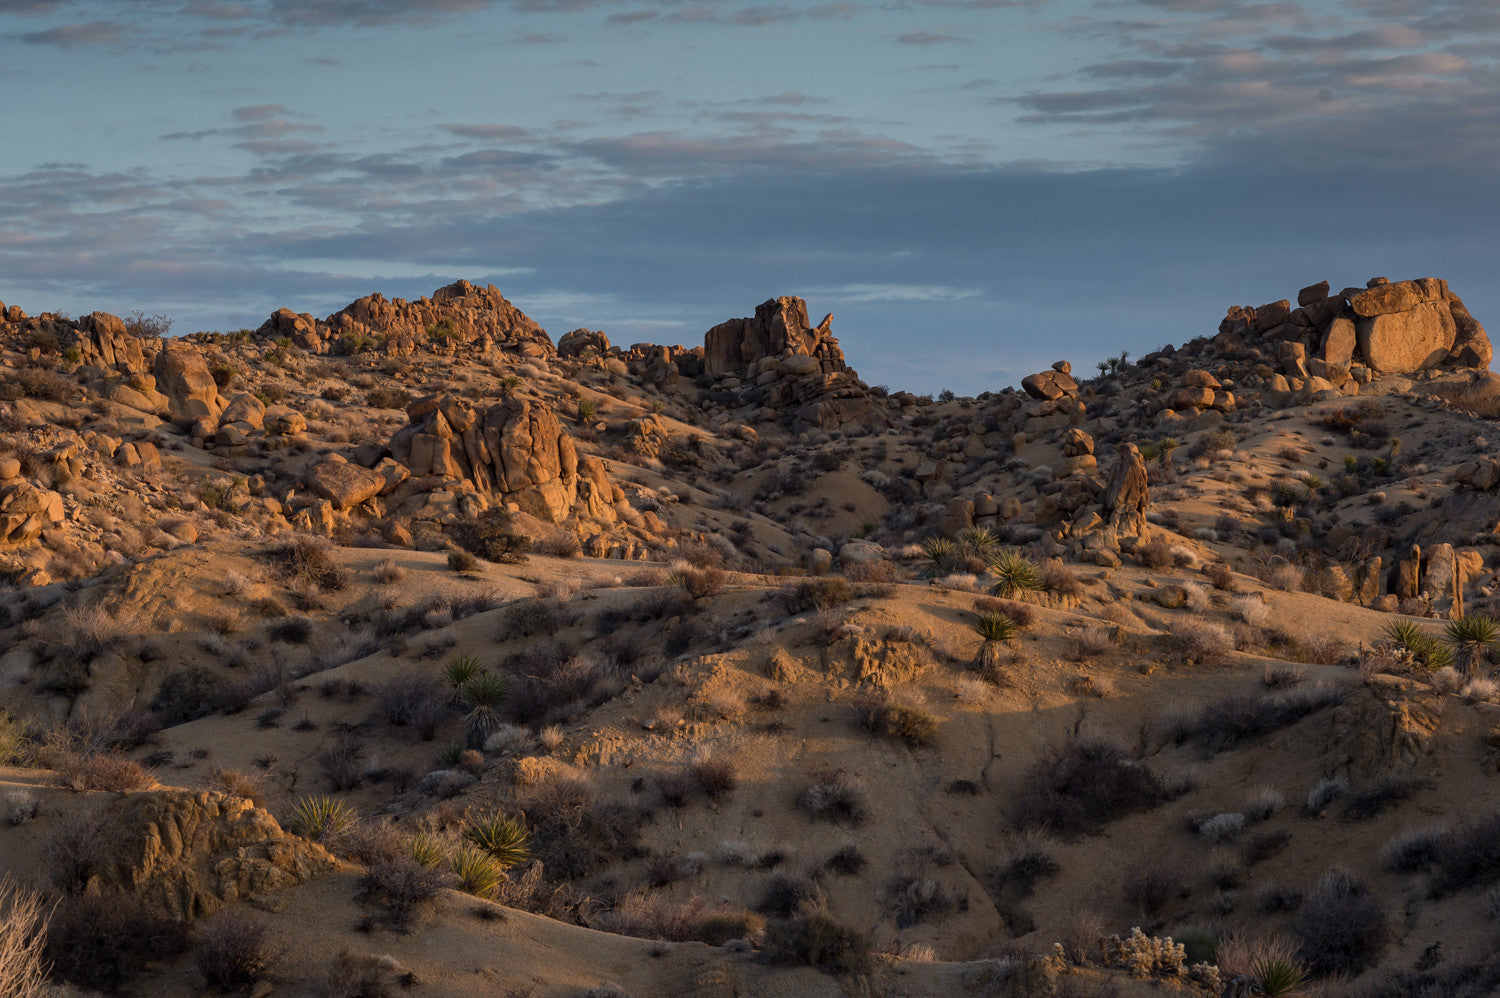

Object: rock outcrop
[704,297,845,377]
[77,790,338,920]
[257,280,554,359]
[1217,277,1492,376]
[389,393,624,524]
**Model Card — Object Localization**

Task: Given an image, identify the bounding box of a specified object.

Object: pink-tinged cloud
[20,20,123,47]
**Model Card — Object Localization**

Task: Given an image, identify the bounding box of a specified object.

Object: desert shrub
[1304,778,1349,816]
[853,691,938,746]
[324,948,392,998]
[1205,562,1237,591]
[825,843,866,876]
[45,890,190,991]
[318,730,366,791]
[505,650,606,723]
[150,665,228,724]
[1191,686,1343,753]
[799,766,868,825]
[453,509,531,564]
[56,751,153,792]
[610,891,707,941]
[1428,811,1500,895]
[1170,619,1233,663]
[195,908,277,992]
[1261,664,1305,689]
[973,611,1021,642]
[1380,826,1446,873]
[1244,787,1285,821]
[689,756,737,799]
[1241,830,1291,866]
[1040,558,1084,596]
[697,909,765,946]
[264,536,349,590]
[1198,812,1246,844]
[1122,864,1185,918]
[447,550,480,573]
[450,846,503,898]
[762,911,870,971]
[1255,882,1303,913]
[1066,625,1117,661]
[782,578,853,613]
[522,774,641,880]
[366,386,411,410]
[756,870,827,919]
[374,671,446,730]
[1292,869,1388,976]
[0,877,48,998]
[207,767,264,806]
[1338,775,1423,822]
[2,790,37,827]
[1014,735,1169,836]
[1135,536,1176,570]
[270,615,314,644]
[358,855,452,925]
[886,869,960,927]
[995,829,1060,894]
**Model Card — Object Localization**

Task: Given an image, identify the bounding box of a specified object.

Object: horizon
[2,0,1498,394]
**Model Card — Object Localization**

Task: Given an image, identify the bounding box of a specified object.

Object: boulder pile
[257,280,554,359]
[1216,277,1492,377]
[704,296,845,377]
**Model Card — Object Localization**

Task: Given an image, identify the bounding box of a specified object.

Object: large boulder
[704,296,845,376]
[153,340,223,425]
[305,457,386,510]
[1357,299,1457,373]
[1100,442,1149,543]
[1021,369,1079,401]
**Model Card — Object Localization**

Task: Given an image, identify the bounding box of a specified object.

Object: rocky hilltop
[2,276,1500,998]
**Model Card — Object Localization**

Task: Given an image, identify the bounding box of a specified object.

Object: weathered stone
[939,497,975,537]
[1357,300,1457,373]
[1447,294,1494,369]
[1395,544,1421,599]
[153,340,222,425]
[704,297,843,376]
[1255,300,1291,332]
[557,328,611,358]
[1062,428,1094,456]
[263,406,307,436]
[1183,370,1221,389]
[1348,278,1446,318]
[1021,369,1080,401]
[1168,386,1214,410]
[1100,442,1149,543]
[1321,315,1357,367]
[1298,280,1331,307]
[305,458,385,510]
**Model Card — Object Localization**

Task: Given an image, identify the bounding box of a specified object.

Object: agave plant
[464,813,531,869]
[1384,620,1452,671]
[1444,613,1499,676]
[972,611,1021,643]
[436,742,464,768]
[461,672,511,750]
[408,832,448,870]
[957,526,999,558]
[287,794,354,843]
[988,549,1042,600]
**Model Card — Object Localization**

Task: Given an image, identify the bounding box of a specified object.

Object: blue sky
[2,0,1497,393]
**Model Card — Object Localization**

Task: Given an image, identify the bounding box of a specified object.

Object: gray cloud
[19,18,122,46]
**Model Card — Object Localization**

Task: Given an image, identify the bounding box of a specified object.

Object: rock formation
[1100,442,1150,544]
[77,790,337,920]
[257,280,554,359]
[388,393,624,524]
[1216,277,1492,376]
[704,297,845,377]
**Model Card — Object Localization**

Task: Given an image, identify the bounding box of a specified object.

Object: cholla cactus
[1106,927,1187,978]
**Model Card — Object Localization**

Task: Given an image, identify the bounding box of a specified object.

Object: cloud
[19,19,123,46]
[441,122,533,141]
[895,30,971,45]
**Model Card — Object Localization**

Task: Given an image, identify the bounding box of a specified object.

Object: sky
[1,0,1497,395]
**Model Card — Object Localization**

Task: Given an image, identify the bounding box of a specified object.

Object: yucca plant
[464,813,531,869]
[920,537,958,578]
[1385,620,1452,671]
[972,612,1020,643]
[408,832,448,870]
[443,654,483,702]
[461,672,510,750]
[436,742,464,768]
[577,398,599,421]
[1249,953,1310,997]
[287,794,354,843]
[957,526,999,558]
[988,549,1042,600]
[1444,613,1499,676]
[450,845,503,898]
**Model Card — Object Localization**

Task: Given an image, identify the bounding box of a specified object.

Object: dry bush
[324,948,393,998]
[372,559,405,584]
[975,596,1035,628]
[0,876,49,998]
[57,752,154,793]
[994,829,1061,895]
[799,766,869,825]
[519,773,640,881]
[853,690,938,746]
[761,911,870,972]
[46,890,190,991]
[1135,537,1176,570]
[1204,562,1236,591]
[1170,619,1233,663]
[1428,811,1500,895]
[609,891,707,941]
[689,756,737,799]
[52,602,131,662]
[843,559,900,584]
[1066,625,1117,662]
[207,767,265,806]
[264,536,349,591]
[1014,735,1169,836]
[1291,869,1388,976]
[1191,686,1344,753]
[195,908,278,992]
[1122,864,1185,918]
[1040,559,1084,596]
[358,856,454,926]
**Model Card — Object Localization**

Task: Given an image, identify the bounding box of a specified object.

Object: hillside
[1,276,1498,997]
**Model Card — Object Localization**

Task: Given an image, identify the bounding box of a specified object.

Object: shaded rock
[704,297,844,376]
[1447,294,1494,369]
[557,328,611,358]
[1298,281,1331,307]
[306,458,386,511]
[1100,442,1149,544]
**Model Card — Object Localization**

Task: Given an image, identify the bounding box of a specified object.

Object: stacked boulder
[1165,370,1236,415]
[384,394,626,525]
[257,280,554,359]
[1217,277,1492,380]
[0,455,64,546]
[1020,362,1082,421]
[701,297,888,431]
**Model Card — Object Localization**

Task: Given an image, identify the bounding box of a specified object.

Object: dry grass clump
[1170,619,1233,663]
[57,751,154,793]
[372,558,405,584]
[1291,868,1388,976]
[1122,864,1185,918]
[264,535,350,590]
[798,765,869,825]
[207,767,265,806]
[1065,625,1117,662]
[994,829,1061,895]
[1187,685,1344,753]
[609,891,708,941]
